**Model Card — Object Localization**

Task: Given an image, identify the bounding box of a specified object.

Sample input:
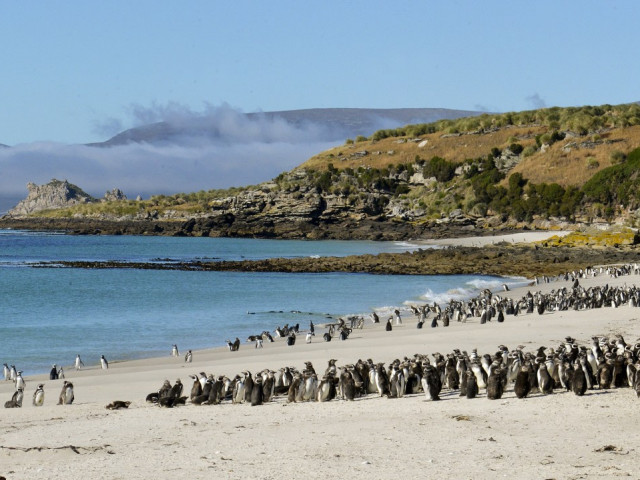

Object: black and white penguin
[189,375,202,400]
[537,363,554,395]
[375,363,390,397]
[171,344,179,357]
[2,363,9,381]
[15,371,25,391]
[323,332,332,342]
[287,374,302,403]
[286,332,296,346]
[385,318,392,331]
[100,355,109,370]
[514,364,532,399]
[32,384,45,407]
[75,354,84,371]
[49,365,59,380]
[58,381,74,405]
[4,387,24,408]
[317,375,337,402]
[306,332,313,343]
[371,312,380,323]
[184,350,193,363]
[262,371,275,402]
[243,371,254,403]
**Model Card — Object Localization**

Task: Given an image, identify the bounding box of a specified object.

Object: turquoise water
[0,230,526,375]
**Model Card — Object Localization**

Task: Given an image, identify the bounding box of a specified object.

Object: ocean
[0,230,528,375]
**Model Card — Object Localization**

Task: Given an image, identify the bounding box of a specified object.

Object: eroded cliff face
[7,179,95,216]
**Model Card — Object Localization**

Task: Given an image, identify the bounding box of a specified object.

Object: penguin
[459,367,468,397]
[58,381,74,405]
[15,371,25,391]
[323,332,332,342]
[421,365,441,401]
[106,401,131,410]
[306,332,313,343]
[251,376,264,406]
[385,318,392,331]
[2,363,9,381]
[287,375,302,403]
[375,363,390,397]
[309,320,315,335]
[4,387,24,408]
[184,350,193,363]
[465,371,479,399]
[342,372,356,401]
[100,355,109,370]
[317,375,337,402]
[634,368,640,398]
[157,380,172,400]
[572,363,587,396]
[49,364,59,380]
[9,365,17,382]
[487,366,504,400]
[171,344,179,357]
[371,312,380,323]
[189,375,202,400]
[598,361,614,389]
[286,332,296,346]
[537,363,554,395]
[169,379,183,399]
[75,354,84,371]
[232,375,246,404]
[32,384,45,406]
[242,371,254,403]
[262,371,275,402]
[514,364,532,399]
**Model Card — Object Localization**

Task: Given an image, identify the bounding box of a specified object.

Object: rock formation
[7,179,96,216]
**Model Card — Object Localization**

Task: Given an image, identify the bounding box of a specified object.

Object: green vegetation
[368,103,640,141]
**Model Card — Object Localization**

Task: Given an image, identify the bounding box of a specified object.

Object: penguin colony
[140,333,640,408]
[4,264,640,408]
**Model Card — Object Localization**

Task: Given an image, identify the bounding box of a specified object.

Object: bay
[0,230,527,375]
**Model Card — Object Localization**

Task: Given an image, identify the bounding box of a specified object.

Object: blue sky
[2,1,638,145]
[0,1,638,203]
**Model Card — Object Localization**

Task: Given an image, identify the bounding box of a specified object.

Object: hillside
[4,102,640,239]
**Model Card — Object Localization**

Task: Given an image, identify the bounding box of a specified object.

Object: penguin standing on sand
[466,371,479,399]
[171,345,179,357]
[251,376,264,406]
[4,388,24,408]
[49,365,59,380]
[184,350,193,363]
[514,364,532,399]
[385,318,393,332]
[15,371,25,391]
[100,355,109,370]
[58,381,74,405]
[75,355,84,371]
[3,363,10,381]
[32,384,45,406]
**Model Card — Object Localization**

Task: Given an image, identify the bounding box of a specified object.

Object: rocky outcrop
[7,179,96,216]
[103,188,127,202]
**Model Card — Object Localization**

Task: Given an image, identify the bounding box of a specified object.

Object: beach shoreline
[2,233,640,479]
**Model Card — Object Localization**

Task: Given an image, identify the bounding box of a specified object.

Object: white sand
[2,263,640,479]
[419,230,571,247]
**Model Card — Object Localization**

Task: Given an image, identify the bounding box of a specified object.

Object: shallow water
[0,230,526,375]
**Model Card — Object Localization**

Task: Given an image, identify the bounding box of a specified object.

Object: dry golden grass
[506,125,640,187]
[301,125,640,190]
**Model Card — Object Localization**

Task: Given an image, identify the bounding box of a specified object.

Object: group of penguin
[2,354,109,408]
[144,332,640,408]
[3,381,75,408]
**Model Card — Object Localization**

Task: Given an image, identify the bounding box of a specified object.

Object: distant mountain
[88,107,484,147]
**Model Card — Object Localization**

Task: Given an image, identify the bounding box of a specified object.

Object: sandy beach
[1,234,639,479]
